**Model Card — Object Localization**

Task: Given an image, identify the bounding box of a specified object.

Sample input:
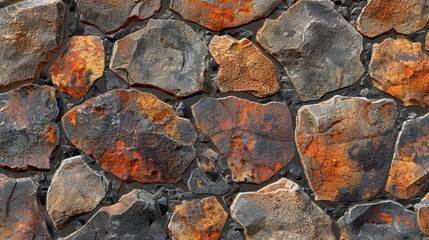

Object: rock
[47,156,106,229]
[62,89,196,184]
[0,175,50,239]
[426,32,429,51]
[296,96,398,201]
[49,36,105,99]
[0,0,65,87]
[356,0,429,38]
[370,37,429,107]
[62,189,166,240]
[76,0,161,33]
[339,200,420,239]
[191,96,295,184]
[415,193,429,236]
[257,0,364,102]
[187,168,229,195]
[170,0,282,32]
[196,147,219,179]
[231,178,335,239]
[0,84,59,170]
[110,19,208,98]
[168,196,228,240]
[209,35,279,98]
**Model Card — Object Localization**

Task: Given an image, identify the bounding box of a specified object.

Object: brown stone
[191,96,295,184]
[170,0,281,32]
[168,196,228,240]
[296,96,398,201]
[415,193,429,236]
[0,84,59,170]
[62,89,196,184]
[49,36,105,99]
[209,35,279,98]
[231,178,335,239]
[356,0,429,38]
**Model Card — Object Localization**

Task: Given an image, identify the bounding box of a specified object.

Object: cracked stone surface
[296,96,398,201]
[192,96,295,184]
[168,196,228,240]
[257,0,364,102]
[170,0,281,32]
[0,0,65,87]
[0,84,60,170]
[209,35,279,98]
[62,89,196,184]
[110,19,208,98]
[231,178,335,240]
[415,193,429,236]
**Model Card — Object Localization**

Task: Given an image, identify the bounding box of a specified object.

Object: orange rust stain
[65,111,78,127]
[46,125,57,144]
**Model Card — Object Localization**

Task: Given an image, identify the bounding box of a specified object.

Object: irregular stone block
[187,168,229,196]
[415,193,429,236]
[257,0,364,102]
[296,96,398,201]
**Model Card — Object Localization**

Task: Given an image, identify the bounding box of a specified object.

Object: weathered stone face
[296,96,398,201]
[0,0,65,87]
[370,37,429,107]
[110,19,208,98]
[76,0,161,34]
[415,193,429,236]
[49,36,105,99]
[191,96,295,184]
[231,178,335,239]
[356,0,429,38]
[62,89,197,184]
[170,0,281,32]
[209,35,279,98]
[0,84,59,170]
[168,196,228,240]
[257,0,364,102]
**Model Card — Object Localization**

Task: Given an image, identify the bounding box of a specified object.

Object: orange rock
[415,193,429,236]
[209,35,279,98]
[427,32,429,50]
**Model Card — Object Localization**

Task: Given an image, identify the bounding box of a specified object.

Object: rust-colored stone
[296,96,398,201]
[62,89,196,184]
[356,0,429,38]
[370,37,429,107]
[168,196,228,240]
[209,35,279,98]
[49,36,104,99]
[191,96,294,184]
[415,192,429,236]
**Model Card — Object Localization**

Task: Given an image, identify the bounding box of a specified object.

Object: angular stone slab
[0,0,65,87]
[296,96,398,201]
[47,156,106,229]
[187,168,229,196]
[209,35,279,98]
[257,0,364,102]
[49,36,105,99]
[192,96,294,184]
[231,178,335,239]
[76,0,161,34]
[110,19,208,98]
[370,37,429,107]
[0,84,59,170]
[415,193,429,236]
[170,0,281,32]
[168,196,228,240]
[62,89,196,184]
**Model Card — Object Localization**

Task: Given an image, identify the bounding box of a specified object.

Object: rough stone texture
[415,192,429,236]
[339,200,420,239]
[188,168,229,195]
[370,37,429,107]
[231,178,335,239]
[0,84,59,170]
[257,0,364,102]
[110,19,208,98]
[168,196,228,240]
[296,96,398,201]
[49,36,105,99]
[170,0,282,32]
[0,0,65,87]
[62,89,196,184]
[0,175,50,240]
[76,0,161,34]
[192,96,294,184]
[209,35,279,98]
[62,189,166,240]
[47,156,106,229]
[356,0,429,38]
